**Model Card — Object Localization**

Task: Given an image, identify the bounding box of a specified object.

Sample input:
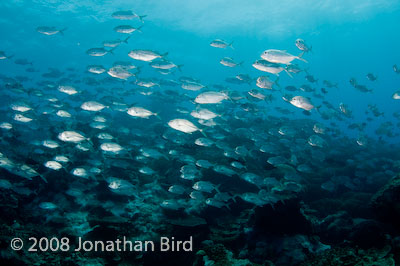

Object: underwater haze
[1,0,400,265]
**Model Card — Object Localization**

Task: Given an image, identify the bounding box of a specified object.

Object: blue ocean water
[1,1,400,265]
[1,0,400,137]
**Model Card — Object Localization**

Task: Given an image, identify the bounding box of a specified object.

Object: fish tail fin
[231,195,238,203]
[123,36,131,43]
[309,46,313,53]
[219,115,228,122]
[177,64,184,72]
[8,55,14,60]
[200,129,208,138]
[60,28,68,35]
[39,175,48,183]
[284,69,293,78]
[162,52,169,58]
[86,138,94,147]
[135,66,142,75]
[315,105,322,114]
[274,76,281,89]
[224,203,231,210]
[136,25,143,33]
[228,41,234,49]
[239,61,244,67]
[108,47,116,55]
[297,52,308,63]
[298,57,308,63]
[154,113,162,120]
[124,152,134,161]
[139,15,147,22]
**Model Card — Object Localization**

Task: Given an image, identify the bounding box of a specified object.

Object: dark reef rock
[349,219,387,249]
[250,199,313,236]
[370,175,400,226]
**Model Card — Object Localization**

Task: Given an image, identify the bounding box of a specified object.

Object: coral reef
[194,242,261,266]
[300,245,395,266]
